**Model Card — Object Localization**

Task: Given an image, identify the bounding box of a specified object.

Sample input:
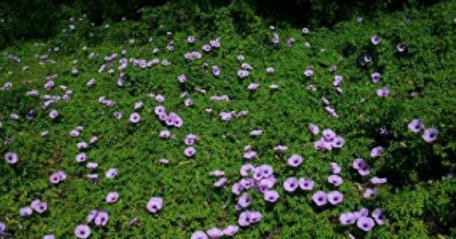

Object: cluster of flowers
[98,96,116,107]
[339,207,385,232]
[191,225,239,239]
[154,105,184,128]
[237,61,253,79]
[20,199,48,217]
[184,134,198,158]
[309,124,345,151]
[219,110,249,121]
[408,119,438,143]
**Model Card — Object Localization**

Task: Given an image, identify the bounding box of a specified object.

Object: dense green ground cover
[0,1,455,238]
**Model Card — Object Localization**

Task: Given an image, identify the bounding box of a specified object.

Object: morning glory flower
[223,225,239,236]
[263,190,280,203]
[377,87,390,97]
[370,146,384,158]
[184,146,197,157]
[287,154,303,167]
[31,199,48,214]
[206,228,224,238]
[129,112,141,124]
[408,119,424,133]
[327,191,344,205]
[105,168,118,179]
[191,231,208,239]
[422,128,438,143]
[4,152,18,164]
[94,211,109,227]
[371,35,381,45]
[372,208,385,225]
[106,192,119,204]
[298,177,314,191]
[357,216,375,231]
[283,177,299,192]
[20,207,33,217]
[328,175,343,186]
[74,224,91,239]
[146,197,163,213]
[312,191,328,206]
[339,212,357,225]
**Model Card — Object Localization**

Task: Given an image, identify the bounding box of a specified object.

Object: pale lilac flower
[210,170,225,177]
[249,130,263,137]
[214,177,227,187]
[207,228,223,238]
[178,74,187,83]
[159,130,170,139]
[243,149,257,160]
[332,136,345,148]
[191,231,208,239]
[327,191,344,205]
[76,153,87,163]
[266,67,275,74]
[86,209,98,223]
[155,94,165,102]
[283,177,299,192]
[105,168,118,179]
[287,154,303,167]
[134,101,143,110]
[74,224,91,239]
[298,177,314,191]
[4,152,18,164]
[422,128,438,143]
[237,70,249,78]
[187,36,196,43]
[357,216,375,231]
[87,174,99,181]
[49,109,58,119]
[271,33,279,44]
[94,211,109,227]
[333,75,343,86]
[371,72,381,83]
[309,123,320,135]
[339,212,357,225]
[146,197,163,213]
[106,192,119,204]
[372,208,385,225]
[87,162,98,169]
[0,222,5,232]
[248,83,260,91]
[328,175,343,186]
[129,112,141,124]
[238,211,262,227]
[43,234,55,239]
[273,145,288,152]
[330,162,341,174]
[231,183,244,195]
[77,141,88,149]
[212,66,221,76]
[113,111,123,120]
[184,98,193,107]
[223,225,239,236]
[370,146,384,158]
[184,134,198,145]
[20,207,33,217]
[240,164,255,177]
[70,129,80,137]
[312,191,328,206]
[370,176,387,185]
[31,199,47,214]
[376,87,390,97]
[89,136,98,144]
[184,146,196,157]
[408,119,424,133]
[396,43,406,53]
[363,187,377,198]
[371,35,381,45]
[263,190,279,202]
[304,69,314,77]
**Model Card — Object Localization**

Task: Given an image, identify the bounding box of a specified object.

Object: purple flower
[237,70,249,78]
[327,191,344,205]
[191,231,208,239]
[214,177,227,187]
[184,146,196,157]
[322,129,336,141]
[370,146,384,158]
[94,211,109,227]
[231,183,244,195]
[74,224,91,239]
[129,112,141,124]
[76,153,87,163]
[372,208,385,225]
[113,111,122,120]
[331,136,345,148]
[0,222,4,232]
[240,164,255,177]
[248,83,260,91]
[43,234,55,239]
[333,75,343,86]
[49,171,66,185]
[223,225,239,236]
[422,128,438,143]
[206,228,223,238]
[249,130,263,137]
[283,177,299,192]
[363,187,377,198]
[184,98,193,107]
[77,141,88,149]
[308,123,320,135]
[298,177,314,191]
[396,43,406,53]
[86,209,98,223]
[184,134,198,145]
[20,207,33,217]
[312,191,328,206]
[357,216,375,232]
[106,192,119,204]
[105,168,118,179]
[263,190,280,203]
[238,211,262,227]
[146,197,163,213]
[4,152,18,164]
[31,199,47,214]
[371,35,381,45]
[339,212,356,225]
[287,154,303,167]
[370,176,387,185]
[178,74,187,83]
[212,66,221,76]
[49,109,58,119]
[328,175,343,187]
[304,68,314,77]
[330,162,341,174]
[371,72,381,83]
[376,87,390,97]
[237,193,251,209]
[408,119,424,133]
